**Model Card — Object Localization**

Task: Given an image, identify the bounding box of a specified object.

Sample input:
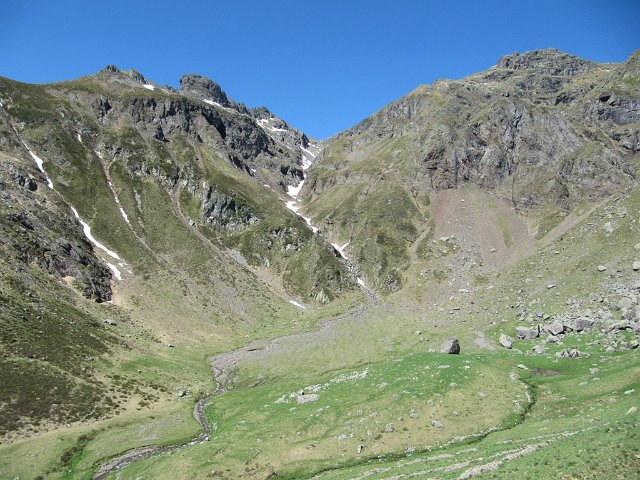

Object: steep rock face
[302,49,640,294]
[201,184,259,230]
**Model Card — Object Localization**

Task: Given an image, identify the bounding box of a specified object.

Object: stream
[92,394,214,480]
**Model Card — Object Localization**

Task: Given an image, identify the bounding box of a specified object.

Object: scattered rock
[516,325,539,340]
[385,423,394,433]
[357,444,364,454]
[431,419,444,428]
[297,393,319,404]
[546,335,559,343]
[517,364,529,370]
[589,368,600,375]
[532,344,546,354]
[176,389,187,398]
[546,322,564,336]
[573,318,594,332]
[103,318,116,326]
[602,222,615,234]
[556,348,582,358]
[597,265,607,272]
[627,406,638,415]
[547,284,556,289]
[441,338,460,354]
[633,261,640,271]
[499,333,514,349]
[618,297,633,311]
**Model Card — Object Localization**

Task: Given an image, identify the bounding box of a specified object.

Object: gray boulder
[516,325,539,340]
[431,419,444,428]
[499,333,514,349]
[532,344,546,354]
[441,338,460,354]
[556,348,582,358]
[546,322,564,336]
[573,318,594,332]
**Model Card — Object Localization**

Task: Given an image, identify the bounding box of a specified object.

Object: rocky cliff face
[301,49,640,294]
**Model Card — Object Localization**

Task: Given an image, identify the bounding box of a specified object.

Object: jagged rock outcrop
[179,73,237,110]
[201,184,258,231]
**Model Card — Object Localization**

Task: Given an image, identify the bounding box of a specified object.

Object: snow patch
[331,242,350,259]
[142,84,155,90]
[257,117,287,132]
[301,216,319,233]
[107,181,130,224]
[70,207,122,260]
[119,207,130,224]
[289,300,306,309]
[357,277,366,287]
[23,144,54,189]
[287,179,304,198]
[285,200,299,213]
[76,132,82,143]
[107,263,122,280]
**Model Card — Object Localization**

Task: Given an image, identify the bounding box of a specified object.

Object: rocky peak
[122,68,146,84]
[179,74,231,107]
[250,106,274,120]
[98,65,148,87]
[101,64,120,73]
[497,48,595,77]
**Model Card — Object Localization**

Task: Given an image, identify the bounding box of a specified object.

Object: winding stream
[92,394,214,480]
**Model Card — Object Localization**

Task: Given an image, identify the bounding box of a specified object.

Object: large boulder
[499,333,514,349]
[516,325,540,340]
[441,338,460,354]
[546,322,565,336]
[573,318,594,332]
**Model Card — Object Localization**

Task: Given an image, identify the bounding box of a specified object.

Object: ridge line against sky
[2,0,639,139]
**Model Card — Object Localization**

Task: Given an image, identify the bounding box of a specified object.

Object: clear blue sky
[2,0,638,139]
